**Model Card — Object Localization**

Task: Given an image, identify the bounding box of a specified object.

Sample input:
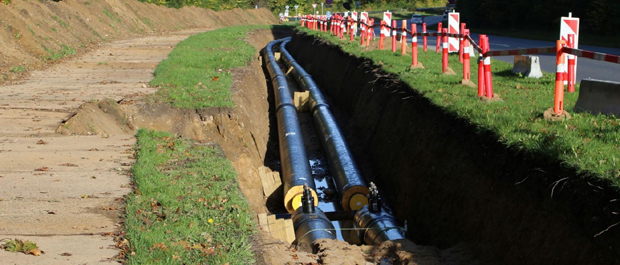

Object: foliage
[457,0,620,37]
[125,129,255,264]
[1,239,42,256]
[42,45,76,61]
[150,25,269,109]
[136,0,251,11]
[9,66,26,73]
[298,27,620,185]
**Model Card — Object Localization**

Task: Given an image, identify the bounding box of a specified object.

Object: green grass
[52,15,69,29]
[150,25,270,109]
[9,65,26,73]
[298,27,620,185]
[42,44,76,61]
[103,9,121,23]
[125,129,255,264]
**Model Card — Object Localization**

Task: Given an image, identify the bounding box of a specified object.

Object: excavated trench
[285,31,620,264]
[59,28,620,264]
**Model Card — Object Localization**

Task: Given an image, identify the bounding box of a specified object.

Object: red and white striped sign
[351,11,358,35]
[361,12,369,31]
[560,14,579,84]
[382,12,392,37]
[448,12,460,53]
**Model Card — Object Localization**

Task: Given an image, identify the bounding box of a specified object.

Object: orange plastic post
[459,23,465,63]
[411,25,418,66]
[462,29,470,81]
[478,35,486,97]
[442,29,448,73]
[436,22,442,53]
[422,23,427,52]
[392,20,397,52]
[554,40,566,115]
[483,36,494,98]
[379,21,385,50]
[401,20,407,55]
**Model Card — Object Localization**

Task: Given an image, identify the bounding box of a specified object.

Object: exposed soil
[286,31,620,265]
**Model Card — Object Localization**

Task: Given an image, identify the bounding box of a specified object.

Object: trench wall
[286,32,620,264]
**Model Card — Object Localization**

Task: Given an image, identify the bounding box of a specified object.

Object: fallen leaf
[172,255,180,260]
[46,210,56,214]
[102,207,117,211]
[34,167,49,172]
[60,252,72,256]
[89,148,99,151]
[36,140,48,145]
[150,243,168,251]
[59,163,78,167]
[212,76,219,81]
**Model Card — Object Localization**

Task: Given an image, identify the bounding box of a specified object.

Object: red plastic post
[554,40,565,114]
[478,35,485,97]
[462,29,470,81]
[567,34,575,93]
[401,20,407,55]
[412,25,418,66]
[442,29,448,73]
[380,21,385,50]
[350,18,354,42]
[436,22,442,53]
[361,23,366,46]
[392,20,397,52]
[483,36,494,98]
[459,23,465,63]
[366,25,371,47]
[422,23,427,52]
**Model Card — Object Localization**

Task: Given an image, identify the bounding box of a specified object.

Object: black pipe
[280,38,369,211]
[292,185,336,253]
[263,39,318,213]
[354,183,406,245]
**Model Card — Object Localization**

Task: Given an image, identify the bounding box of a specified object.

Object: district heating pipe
[280,38,370,211]
[263,39,318,213]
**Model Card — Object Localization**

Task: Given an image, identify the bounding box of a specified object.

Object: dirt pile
[0,0,276,84]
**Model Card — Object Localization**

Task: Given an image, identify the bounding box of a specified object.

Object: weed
[9,66,26,73]
[103,9,121,23]
[43,44,76,61]
[27,25,35,36]
[52,15,69,28]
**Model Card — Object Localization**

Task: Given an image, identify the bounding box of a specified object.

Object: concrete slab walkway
[0,29,207,264]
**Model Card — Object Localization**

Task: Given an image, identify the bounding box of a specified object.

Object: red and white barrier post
[367,19,373,46]
[554,40,566,115]
[380,21,385,50]
[567,34,576,92]
[462,29,471,82]
[392,20,397,52]
[478,35,485,97]
[459,23,466,63]
[411,25,418,67]
[401,20,407,55]
[422,23,427,52]
[436,22,442,53]
[483,36,494,98]
[350,17,354,42]
[442,28,448,73]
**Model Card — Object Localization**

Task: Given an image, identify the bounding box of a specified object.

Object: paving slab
[0,235,118,265]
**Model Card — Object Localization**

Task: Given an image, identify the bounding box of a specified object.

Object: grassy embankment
[297,26,620,186]
[125,25,273,264]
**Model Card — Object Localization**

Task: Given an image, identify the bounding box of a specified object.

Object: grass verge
[150,25,268,109]
[125,129,255,264]
[297,27,620,186]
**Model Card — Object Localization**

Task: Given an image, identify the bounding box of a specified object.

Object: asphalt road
[370,15,620,83]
